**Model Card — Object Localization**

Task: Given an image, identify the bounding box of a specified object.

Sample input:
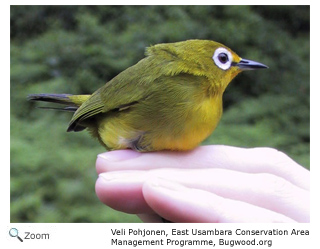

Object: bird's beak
[234,59,268,70]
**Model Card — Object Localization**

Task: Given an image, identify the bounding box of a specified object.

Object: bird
[28,39,267,152]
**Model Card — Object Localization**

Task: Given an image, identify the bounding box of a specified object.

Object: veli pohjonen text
[110,228,309,247]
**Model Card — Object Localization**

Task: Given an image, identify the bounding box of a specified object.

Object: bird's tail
[27,94,91,112]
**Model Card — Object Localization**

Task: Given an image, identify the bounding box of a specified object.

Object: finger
[145,168,310,222]
[142,179,296,223]
[95,171,154,214]
[96,146,309,190]
[97,169,309,222]
[96,149,142,174]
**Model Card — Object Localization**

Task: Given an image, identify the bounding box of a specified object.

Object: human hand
[95,145,309,223]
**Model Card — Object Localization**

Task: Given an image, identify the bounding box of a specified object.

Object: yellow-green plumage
[28,40,267,152]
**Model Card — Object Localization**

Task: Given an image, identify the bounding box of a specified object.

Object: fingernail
[99,171,146,183]
[98,172,119,181]
[98,150,141,162]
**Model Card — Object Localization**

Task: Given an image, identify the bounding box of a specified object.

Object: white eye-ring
[213,47,233,70]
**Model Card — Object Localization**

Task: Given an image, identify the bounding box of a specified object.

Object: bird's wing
[67,59,154,132]
[67,50,189,132]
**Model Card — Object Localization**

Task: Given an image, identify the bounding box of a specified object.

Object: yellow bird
[29,40,267,152]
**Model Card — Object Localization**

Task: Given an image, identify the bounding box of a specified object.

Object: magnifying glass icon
[9,228,23,242]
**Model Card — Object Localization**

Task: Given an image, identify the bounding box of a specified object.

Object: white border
[4,2,317,248]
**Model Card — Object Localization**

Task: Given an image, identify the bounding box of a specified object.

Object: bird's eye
[218,53,229,64]
[213,47,233,70]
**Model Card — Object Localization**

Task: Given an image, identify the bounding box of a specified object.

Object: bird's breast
[150,95,223,151]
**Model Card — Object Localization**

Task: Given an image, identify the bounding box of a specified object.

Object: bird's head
[147,39,268,92]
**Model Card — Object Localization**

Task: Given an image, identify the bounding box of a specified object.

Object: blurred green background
[10,6,310,223]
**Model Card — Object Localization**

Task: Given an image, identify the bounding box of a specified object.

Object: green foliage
[10,6,309,223]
